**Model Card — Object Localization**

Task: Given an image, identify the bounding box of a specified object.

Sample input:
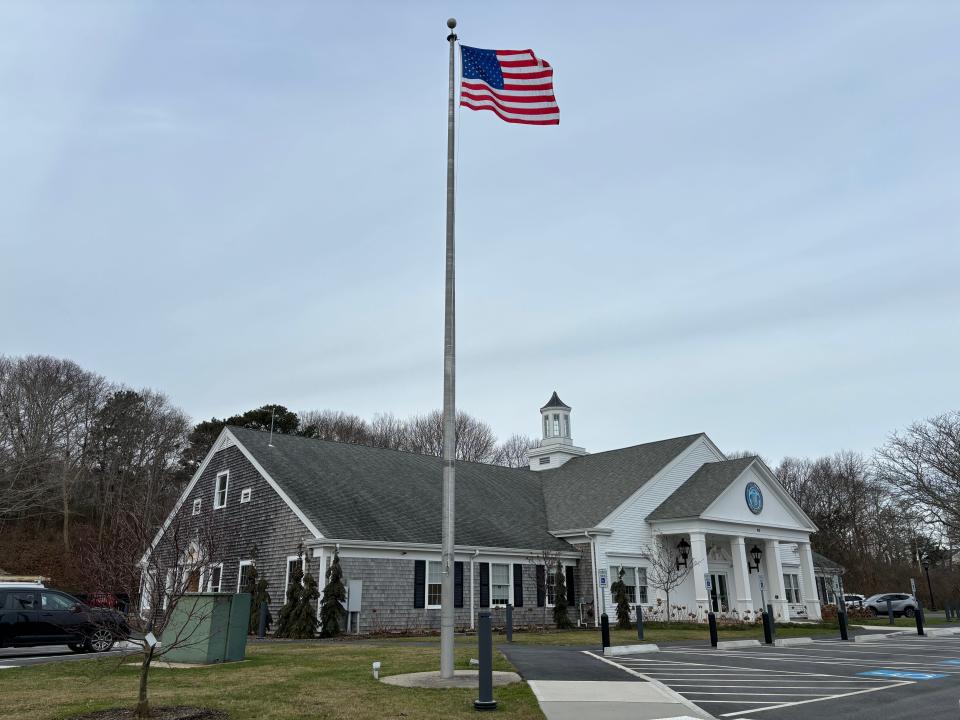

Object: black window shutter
[454,561,464,608]
[513,563,524,607]
[536,565,546,607]
[565,565,576,606]
[479,562,490,608]
[413,560,426,608]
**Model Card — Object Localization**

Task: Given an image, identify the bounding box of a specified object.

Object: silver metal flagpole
[440,16,458,680]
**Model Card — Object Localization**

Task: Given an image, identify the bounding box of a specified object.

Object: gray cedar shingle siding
[228,426,570,552]
[152,445,316,621]
[645,456,756,521]
[539,433,704,530]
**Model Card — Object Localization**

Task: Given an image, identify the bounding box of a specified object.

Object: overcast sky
[2,1,957,462]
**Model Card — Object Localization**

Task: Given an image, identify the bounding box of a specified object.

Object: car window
[4,591,36,610]
[40,592,76,611]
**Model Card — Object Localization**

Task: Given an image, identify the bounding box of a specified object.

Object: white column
[798,541,822,621]
[763,539,789,620]
[690,531,709,620]
[730,536,753,615]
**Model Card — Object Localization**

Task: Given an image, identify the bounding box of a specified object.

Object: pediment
[702,464,814,530]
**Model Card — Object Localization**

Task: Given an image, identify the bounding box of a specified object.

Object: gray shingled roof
[812,551,844,571]
[228,426,571,551]
[645,456,756,521]
[540,434,704,530]
[541,391,570,410]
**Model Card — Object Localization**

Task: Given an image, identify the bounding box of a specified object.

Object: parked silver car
[864,593,918,617]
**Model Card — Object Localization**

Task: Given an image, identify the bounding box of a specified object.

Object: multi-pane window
[284,556,304,602]
[609,566,649,604]
[544,416,550,437]
[207,564,223,593]
[491,563,510,606]
[563,415,570,437]
[637,567,648,603]
[552,414,560,436]
[427,561,443,607]
[238,561,256,593]
[546,566,558,606]
[783,573,802,603]
[214,471,229,508]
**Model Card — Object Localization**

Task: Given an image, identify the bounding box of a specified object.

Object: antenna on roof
[268,407,276,447]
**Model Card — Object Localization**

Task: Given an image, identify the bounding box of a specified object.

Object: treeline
[772,413,960,601]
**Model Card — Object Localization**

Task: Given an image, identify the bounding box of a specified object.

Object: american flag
[459,45,559,125]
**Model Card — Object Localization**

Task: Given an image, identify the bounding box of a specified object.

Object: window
[552,414,560,436]
[163,569,176,609]
[610,566,637,604]
[214,471,229,508]
[544,416,550,437]
[207,564,223,593]
[41,592,75,611]
[546,565,559,606]
[426,561,443,608]
[783,573,802,603]
[5,591,36,611]
[238,561,256,593]
[491,563,510,606]
[284,555,305,603]
[563,415,569,437]
[192,498,201,515]
[637,567,648,604]
[240,487,252,503]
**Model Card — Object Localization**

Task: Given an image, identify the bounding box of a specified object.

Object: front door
[709,573,729,612]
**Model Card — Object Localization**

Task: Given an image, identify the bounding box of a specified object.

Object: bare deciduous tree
[643,537,697,623]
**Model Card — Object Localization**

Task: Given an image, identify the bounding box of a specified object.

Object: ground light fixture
[749,545,763,573]
[675,537,690,570]
[372,661,381,680]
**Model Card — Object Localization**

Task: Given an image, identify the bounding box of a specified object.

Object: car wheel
[67,643,87,653]
[871,607,880,616]
[85,629,115,653]
[903,607,915,618]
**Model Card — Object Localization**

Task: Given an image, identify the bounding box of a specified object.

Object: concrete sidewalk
[528,679,712,720]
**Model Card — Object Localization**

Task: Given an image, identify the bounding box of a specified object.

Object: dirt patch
[68,707,229,720]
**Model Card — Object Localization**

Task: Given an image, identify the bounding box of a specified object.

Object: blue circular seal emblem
[745,482,763,515]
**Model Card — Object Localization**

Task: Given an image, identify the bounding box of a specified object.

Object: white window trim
[610,564,650,606]
[162,569,176,609]
[284,555,306,603]
[425,560,443,609]
[204,562,224,593]
[240,487,252,503]
[237,560,255,593]
[489,562,512,608]
[214,470,229,509]
[192,498,201,515]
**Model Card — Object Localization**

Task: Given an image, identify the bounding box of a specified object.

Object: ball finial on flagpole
[447,17,457,29]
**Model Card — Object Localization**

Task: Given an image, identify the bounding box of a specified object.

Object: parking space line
[714,681,914,717]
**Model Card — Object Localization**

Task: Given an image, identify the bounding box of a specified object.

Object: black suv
[0,586,129,653]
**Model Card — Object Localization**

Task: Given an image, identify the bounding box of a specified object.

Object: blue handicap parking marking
[940,659,960,666]
[859,669,947,680]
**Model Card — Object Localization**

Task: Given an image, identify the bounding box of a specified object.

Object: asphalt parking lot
[0,644,132,669]
[596,633,960,719]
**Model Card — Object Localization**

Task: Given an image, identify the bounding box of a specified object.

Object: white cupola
[528,391,587,471]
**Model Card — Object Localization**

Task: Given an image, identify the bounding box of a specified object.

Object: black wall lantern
[675,537,690,570]
[748,544,763,573]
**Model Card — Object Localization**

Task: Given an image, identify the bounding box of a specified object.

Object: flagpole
[440,16,458,680]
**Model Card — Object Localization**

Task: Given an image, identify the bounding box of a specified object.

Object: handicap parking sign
[859,669,946,680]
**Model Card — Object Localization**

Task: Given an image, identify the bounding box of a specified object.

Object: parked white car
[864,593,918,617]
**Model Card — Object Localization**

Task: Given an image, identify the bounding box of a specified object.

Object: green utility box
[160,592,251,665]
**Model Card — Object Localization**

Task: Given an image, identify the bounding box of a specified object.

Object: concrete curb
[922,627,960,637]
[716,639,761,649]
[774,637,814,647]
[855,633,896,642]
[603,643,661,656]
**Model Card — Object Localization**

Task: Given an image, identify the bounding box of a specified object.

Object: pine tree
[552,561,573,629]
[275,548,319,639]
[319,550,346,638]
[244,567,273,635]
[611,566,632,629]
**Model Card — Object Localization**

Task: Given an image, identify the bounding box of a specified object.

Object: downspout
[470,548,479,630]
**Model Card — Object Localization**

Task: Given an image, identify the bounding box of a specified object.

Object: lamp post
[749,545,763,574]
[923,562,936,610]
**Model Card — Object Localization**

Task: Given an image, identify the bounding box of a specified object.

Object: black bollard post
[257,600,268,638]
[838,606,849,641]
[708,612,718,648]
[886,598,894,626]
[474,610,496,711]
[766,604,777,642]
[915,601,925,637]
[600,613,611,649]
[636,605,644,641]
[505,603,513,642]
[761,610,773,644]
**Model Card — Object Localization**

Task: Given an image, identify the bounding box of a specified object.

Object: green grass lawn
[854,614,948,627]
[0,642,543,720]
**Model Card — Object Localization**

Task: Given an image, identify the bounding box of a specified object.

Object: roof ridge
[226,424,533,472]
[541,432,704,469]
